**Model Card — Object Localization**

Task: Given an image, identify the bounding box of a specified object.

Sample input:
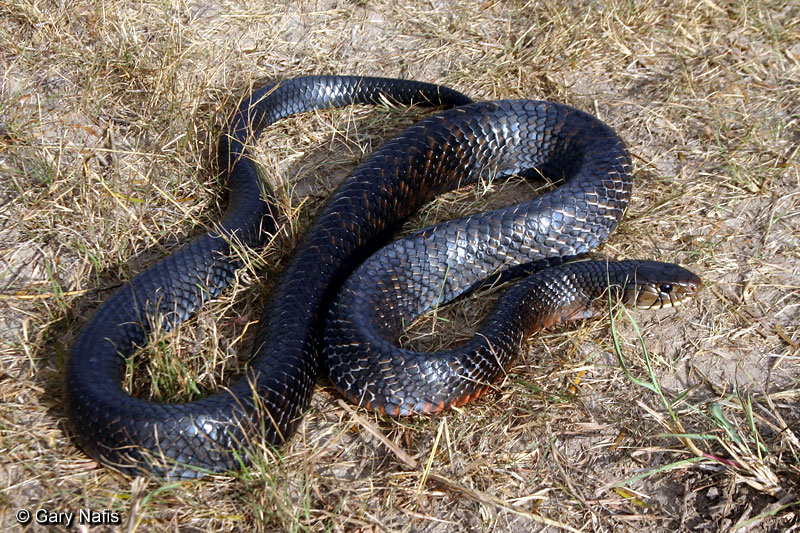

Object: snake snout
[621,261,703,310]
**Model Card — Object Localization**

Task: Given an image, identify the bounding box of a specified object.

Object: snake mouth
[626,272,703,310]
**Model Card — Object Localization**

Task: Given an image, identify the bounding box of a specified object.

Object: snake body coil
[66,76,700,478]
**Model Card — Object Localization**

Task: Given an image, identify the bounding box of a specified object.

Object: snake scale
[65,76,700,479]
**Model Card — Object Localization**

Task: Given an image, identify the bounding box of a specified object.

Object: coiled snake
[66,76,701,478]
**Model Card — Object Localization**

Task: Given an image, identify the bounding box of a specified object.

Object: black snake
[65,76,701,478]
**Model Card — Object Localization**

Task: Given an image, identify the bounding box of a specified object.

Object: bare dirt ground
[1,0,799,531]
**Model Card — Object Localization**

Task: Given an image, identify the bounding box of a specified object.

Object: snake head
[617,261,703,310]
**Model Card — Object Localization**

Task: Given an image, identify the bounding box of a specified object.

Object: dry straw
[1,0,798,530]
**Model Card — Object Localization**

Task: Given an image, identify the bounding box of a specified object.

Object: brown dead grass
[1,0,799,531]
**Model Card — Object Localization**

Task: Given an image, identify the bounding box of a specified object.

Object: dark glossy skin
[65,76,699,479]
[326,260,701,416]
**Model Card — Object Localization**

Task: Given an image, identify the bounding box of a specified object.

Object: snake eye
[660,283,673,294]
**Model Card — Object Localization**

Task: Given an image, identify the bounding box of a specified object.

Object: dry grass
[1,0,799,530]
